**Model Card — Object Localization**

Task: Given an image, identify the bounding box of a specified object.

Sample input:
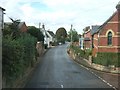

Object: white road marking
[61,85,63,88]
[68,56,117,90]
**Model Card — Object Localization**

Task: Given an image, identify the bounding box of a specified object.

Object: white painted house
[40,24,55,48]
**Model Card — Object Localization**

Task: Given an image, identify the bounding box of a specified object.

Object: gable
[98,11,119,35]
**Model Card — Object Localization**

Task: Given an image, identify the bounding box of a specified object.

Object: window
[107,31,112,45]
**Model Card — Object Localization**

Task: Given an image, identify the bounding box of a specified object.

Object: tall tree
[56,27,67,44]
[68,29,79,42]
[27,26,44,42]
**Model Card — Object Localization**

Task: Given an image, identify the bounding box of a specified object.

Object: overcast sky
[0,0,119,34]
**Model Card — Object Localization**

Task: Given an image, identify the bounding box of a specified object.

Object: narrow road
[25,43,113,89]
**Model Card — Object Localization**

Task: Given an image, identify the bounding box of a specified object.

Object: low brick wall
[68,48,120,74]
[92,63,120,74]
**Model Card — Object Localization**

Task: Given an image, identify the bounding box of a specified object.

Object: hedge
[69,45,92,60]
[2,33,37,86]
[93,52,120,67]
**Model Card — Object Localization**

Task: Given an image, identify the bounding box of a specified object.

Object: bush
[3,36,25,83]
[93,52,120,67]
[2,33,37,85]
[69,45,91,59]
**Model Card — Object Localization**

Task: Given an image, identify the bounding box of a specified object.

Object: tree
[56,27,67,44]
[27,26,44,42]
[68,29,79,42]
[3,18,21,39]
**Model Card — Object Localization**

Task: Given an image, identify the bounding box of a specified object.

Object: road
[25,43,114,89]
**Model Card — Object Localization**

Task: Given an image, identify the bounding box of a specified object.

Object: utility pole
[71,24,73,44]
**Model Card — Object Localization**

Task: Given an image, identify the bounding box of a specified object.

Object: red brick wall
[98,11,120,53]
[84,30,92,49]
[84,41,91,49]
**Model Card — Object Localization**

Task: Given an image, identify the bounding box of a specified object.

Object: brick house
[92,2,120,56]
[83,26,91,49]
[4,22,27,33]
[18,22,27,32]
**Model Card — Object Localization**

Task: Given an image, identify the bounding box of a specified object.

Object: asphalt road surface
[25,43,113,89]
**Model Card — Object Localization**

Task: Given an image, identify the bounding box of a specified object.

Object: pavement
[24,43,115,89]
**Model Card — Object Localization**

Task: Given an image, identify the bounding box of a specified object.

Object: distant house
[90,25,100,56]
[92,2,120,56]
[79,34,84,50]
[40,24,48,45]
[40,24,55,48]
[83,26,91,49]
[0,7,5,31]
[47,30,55,44]
[4,22,27,33]
[18,22,27,32]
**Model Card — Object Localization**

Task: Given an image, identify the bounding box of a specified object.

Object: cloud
[0,0,119,34]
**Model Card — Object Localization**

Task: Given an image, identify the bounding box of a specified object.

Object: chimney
[116,2,120,21]
[42,24,45,30]
[116,1,120,10]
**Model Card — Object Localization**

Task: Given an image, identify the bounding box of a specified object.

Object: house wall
[98,11,120,53]
[92,34,98,56]
[84,30,92,49]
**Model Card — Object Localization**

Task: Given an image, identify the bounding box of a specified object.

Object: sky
[0,0,119,34]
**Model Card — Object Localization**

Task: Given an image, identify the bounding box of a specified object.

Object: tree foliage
[27,26,44,42]
[68,29,79,42]
[2,34,37,85]
[56,27,67,44]
[3,18,21,39]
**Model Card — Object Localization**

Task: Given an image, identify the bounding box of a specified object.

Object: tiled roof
[18,22,25,29]
[90,25,100,35]
[47,31,55,37]
[5,22,25,29]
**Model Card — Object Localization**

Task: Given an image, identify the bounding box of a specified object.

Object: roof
[0,7,5,11]
[47,31,55,37]
[94,11,117,34]
[18,22,25,29]
[5,22,25,29]
[90,25,100,35]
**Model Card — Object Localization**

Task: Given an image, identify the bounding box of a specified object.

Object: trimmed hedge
[93,52,120,67]
[2,33,37,86]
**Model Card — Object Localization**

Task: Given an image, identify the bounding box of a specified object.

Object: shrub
[69,45,91,59]
[93,52,120,67]
[2,33,37,85]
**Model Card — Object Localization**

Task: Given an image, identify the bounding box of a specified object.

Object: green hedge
[2,33,37,85]
[69,45,92,60]
[93,52,120,67]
